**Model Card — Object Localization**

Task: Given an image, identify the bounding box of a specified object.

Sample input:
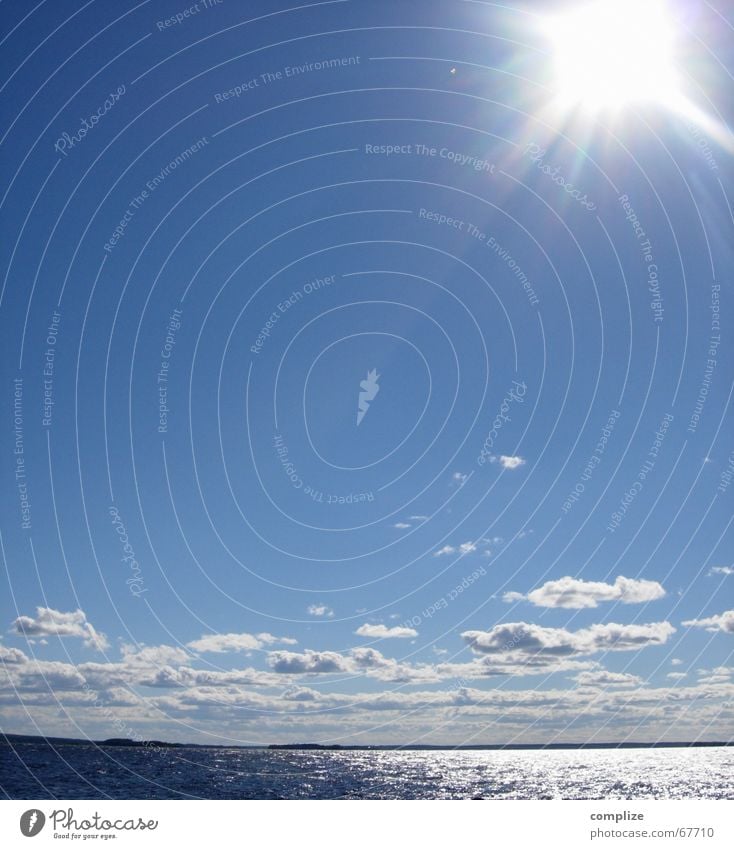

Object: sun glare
[544,0,680,112]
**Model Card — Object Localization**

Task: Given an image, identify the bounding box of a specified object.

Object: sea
[2,743,732,800]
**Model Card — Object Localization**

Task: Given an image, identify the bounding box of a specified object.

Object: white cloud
[3,671,732,744]
[434,541,476,557]
[265,647,438,683]
[671,658,683,666]
[350,648,439,683]
[502,591,526,603]
[462,620,675,659]
[503,575,666,609]
[696,666,733,684]
[163,666,283,689]
[187,632,296,654]
[307,604,334,618]
[355,624,418,639]
[484,536,504,545]
[12,607,109,650]
[13,659,87,692]
[451,471,468,486]
[258,632,298,645]
[574,670,642,688]
[281,686,320,702]
[3,634,734,745]
[494,455,526,470]
[708,566,734,577]
[120,643,191,667]
[410,515,429,521]
[393,522,411,529]
[268,650,350,674]
[667,672,687,680]
[682,610,734,633]
[0,643,27,664]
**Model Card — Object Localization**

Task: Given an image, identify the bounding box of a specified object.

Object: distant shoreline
[2,733,731,751]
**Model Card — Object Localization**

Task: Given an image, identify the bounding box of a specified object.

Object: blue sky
[0,0,733,745]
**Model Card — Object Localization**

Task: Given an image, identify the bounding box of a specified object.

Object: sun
[543,0,681,112]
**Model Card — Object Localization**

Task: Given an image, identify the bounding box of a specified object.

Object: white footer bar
[2,799,732,847]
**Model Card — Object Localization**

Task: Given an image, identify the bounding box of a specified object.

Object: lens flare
[544,0,680,112]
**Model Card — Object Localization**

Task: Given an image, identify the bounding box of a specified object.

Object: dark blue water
[2,743,732,800]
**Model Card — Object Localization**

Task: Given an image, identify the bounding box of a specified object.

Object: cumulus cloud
[393,522,411,529]
[259,633,298,645]
[682,610,734,633]
[3,666,732,743]
[12,607,109,650]
[48,642,284,691]
[120,643,192,667]
[4,631,733,745]
[307,604,334,618]
[355,624,418,639]
[434,541,476,557]
[187,632,296,654]
[350,648,439,683]
[281,686,321,702]
[696,666,733,684]
[492,455,526,470]
[503,575,666,609]
[0,643,28,664]
[573,670,642,688]
[265,647,439,683]
[268,650,350,674]
[463,622,577,657]
[708,566,734,577]
[13,659,87,692]
[462,620,675,659]
[154,666,283,689]
[503,591,525,603]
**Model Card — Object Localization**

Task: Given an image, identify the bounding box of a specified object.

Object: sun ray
[543,0,680,112]
[530,0,734,156]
